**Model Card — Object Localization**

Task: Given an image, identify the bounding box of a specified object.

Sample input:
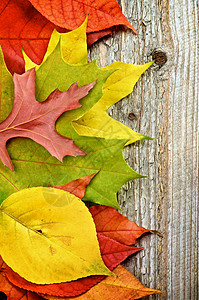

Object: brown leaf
[0,69,95,171]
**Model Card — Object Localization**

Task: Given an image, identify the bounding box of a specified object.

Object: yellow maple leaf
[23,20,153,145]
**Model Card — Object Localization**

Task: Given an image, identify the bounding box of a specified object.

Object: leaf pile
[0,176,160,299]
[0,9,161,300]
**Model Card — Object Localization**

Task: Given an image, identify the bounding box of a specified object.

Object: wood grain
[88,0,198,299]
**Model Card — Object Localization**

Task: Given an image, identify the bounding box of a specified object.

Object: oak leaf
[0,48,14,123]
[0,28,142,208]
[0,68,96,171]
[0,187,111,284]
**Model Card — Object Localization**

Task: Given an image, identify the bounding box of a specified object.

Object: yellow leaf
[45,265,161,300]
[73,61,153,145]
[24,18,87,71]
[0,187,111,284]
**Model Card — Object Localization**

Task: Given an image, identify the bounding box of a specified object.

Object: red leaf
[0,68,95,171]
[90,205,150,245]
[0,0,55,74]
[2,232,142,297]
[87,27,115,47]
[54,174,96,199]
[27,0,137,34]
[0,0,136,74]
[0,272,44,300]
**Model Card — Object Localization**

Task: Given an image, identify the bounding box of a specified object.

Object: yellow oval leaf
[0,187,111,284]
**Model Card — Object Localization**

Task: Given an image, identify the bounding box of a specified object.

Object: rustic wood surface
[88,0,198,299]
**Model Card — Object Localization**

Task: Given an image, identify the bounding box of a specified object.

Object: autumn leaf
[0,26,142,208]
[2,235,142,297]
[0,0,55,74]
[35,24,153,144]
[0,136,141,208]
[0,68,97,171]
[44,265,161,300]
[23,18,88,71]
[53,174,96,199]
[0,48,14,123]
[27,0,136,34]
[90,205,149,245]
[0,272,43,300]
[0,0,135,74]
[0,187,111,284]
[74,61,153,144]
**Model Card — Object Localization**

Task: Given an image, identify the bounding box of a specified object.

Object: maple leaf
[0,68,96,171]
[0,136,141,208]
[33,25,152,145]
[74,61,153,144]
[0,48,14,123]
[0,187,112,284]
[0,26,142,208]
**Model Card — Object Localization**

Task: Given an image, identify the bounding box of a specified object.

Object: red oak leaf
[0,68,95,171]
[2,235,142,297]
[27,0,137,34]
[90,205,150,245]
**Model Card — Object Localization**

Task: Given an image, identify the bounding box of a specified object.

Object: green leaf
[35,41,114,122]
[0,47,14,123]
[0,135,141,209]
[0,187,111,284]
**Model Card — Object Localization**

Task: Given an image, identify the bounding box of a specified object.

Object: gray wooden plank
[88,0,198,299]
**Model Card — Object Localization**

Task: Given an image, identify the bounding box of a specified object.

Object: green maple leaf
[0,34,142,208]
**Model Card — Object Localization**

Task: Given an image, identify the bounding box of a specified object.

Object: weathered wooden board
[88,0,198,299]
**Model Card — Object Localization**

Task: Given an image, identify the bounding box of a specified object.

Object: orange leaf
[0,272,44,300]
[90,205,150,245]
[27,0,137,34]
[44,265,161,300]
[54,174,96,199]
[0,0,55,74]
